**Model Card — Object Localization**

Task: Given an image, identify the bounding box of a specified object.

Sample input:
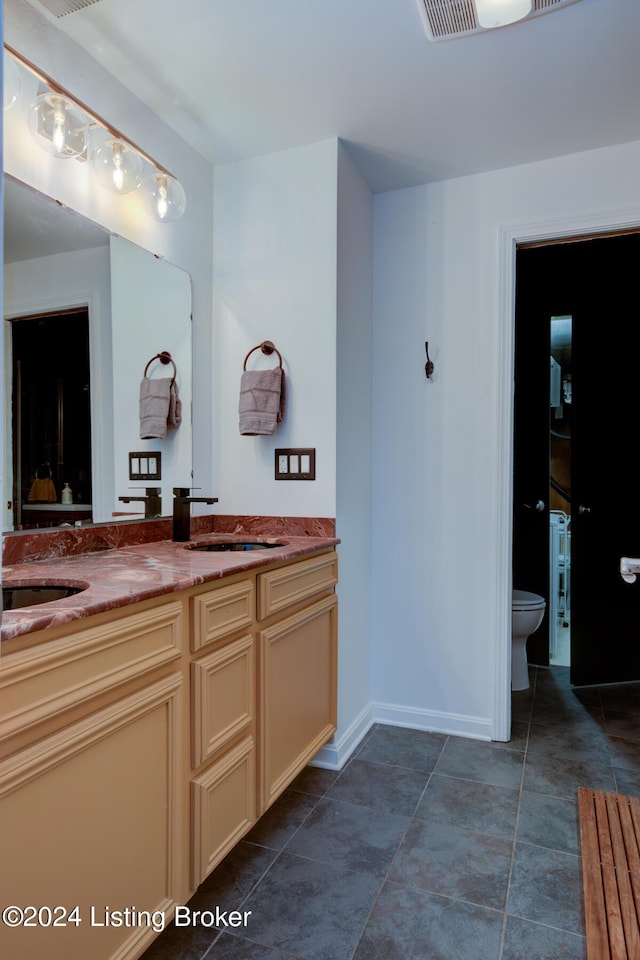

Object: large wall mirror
[3,175,193,532]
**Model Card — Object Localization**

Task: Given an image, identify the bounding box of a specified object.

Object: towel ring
[144,350,177,381]
[243,340,283,371]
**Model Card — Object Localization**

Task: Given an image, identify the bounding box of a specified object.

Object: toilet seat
[513,589,545,610]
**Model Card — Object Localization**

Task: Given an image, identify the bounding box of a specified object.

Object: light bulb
[52,97,66,153]
[90,137,143,194]
[141,173,187,222]
[157,181,169,219]
[28,92,88,159]
[112,143,124,191]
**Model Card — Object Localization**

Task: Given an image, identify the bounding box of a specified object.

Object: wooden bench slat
[579,787,613,960]
[605,794,640,959]
[579,787,640,960]
[618,798,640,875]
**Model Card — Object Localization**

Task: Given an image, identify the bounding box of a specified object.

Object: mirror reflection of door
[11,309,92,529]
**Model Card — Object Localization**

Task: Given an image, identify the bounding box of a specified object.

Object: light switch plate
[129,451,162,481]
[275,448,316,480]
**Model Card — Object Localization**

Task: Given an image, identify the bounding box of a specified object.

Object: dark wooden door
[569,233,640,684]
[513,246,554,666]
[514,233,640,685]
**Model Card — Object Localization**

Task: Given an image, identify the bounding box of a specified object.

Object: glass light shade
[3,54,21,110]
[141,173,187,222]
[91,137,143,193]
[474,0,532,28]
[28,92,88,158]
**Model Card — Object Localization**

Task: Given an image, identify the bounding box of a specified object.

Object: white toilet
[511,590,546,691]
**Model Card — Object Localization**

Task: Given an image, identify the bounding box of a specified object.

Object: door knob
[523,500,545,512]
[578,505,591,515]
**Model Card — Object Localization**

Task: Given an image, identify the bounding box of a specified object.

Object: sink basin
[187,541,285,552]
[2,584,87,610]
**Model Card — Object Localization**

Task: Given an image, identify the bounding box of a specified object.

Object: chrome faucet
[118,487,162,519]
[172,487,219,541]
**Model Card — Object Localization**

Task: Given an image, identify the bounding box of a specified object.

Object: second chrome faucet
[172,487,219,541]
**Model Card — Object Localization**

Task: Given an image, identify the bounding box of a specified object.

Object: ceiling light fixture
[416,0,583,41]
[474,0,531,29]
[5,44,186,221]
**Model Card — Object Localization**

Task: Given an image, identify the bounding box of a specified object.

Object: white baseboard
[372,700,492,741]
[310,702,374,771]
[311,699,492,770]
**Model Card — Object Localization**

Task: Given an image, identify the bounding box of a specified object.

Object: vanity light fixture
[4,44,186,220]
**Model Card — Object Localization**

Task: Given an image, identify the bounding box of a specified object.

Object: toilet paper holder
[620,557,640,583]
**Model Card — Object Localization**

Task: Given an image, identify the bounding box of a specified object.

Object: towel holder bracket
[144,350,177,381]
[243,340,283,370]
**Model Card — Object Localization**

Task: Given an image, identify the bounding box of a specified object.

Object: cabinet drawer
[191,579,255,651]
[257,552,337,620]
[0,602,184,744]
[191,635,255,767]
[191,736,256,887]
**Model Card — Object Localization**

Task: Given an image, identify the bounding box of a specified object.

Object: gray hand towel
[239,367,286,436]
[139,377,172,439]
[168,379,182,428]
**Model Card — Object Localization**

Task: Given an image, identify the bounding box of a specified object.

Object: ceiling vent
[27,0,105,18]
[417,0,583,41]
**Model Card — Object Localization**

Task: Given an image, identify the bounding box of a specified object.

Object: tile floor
[141,667,639,960]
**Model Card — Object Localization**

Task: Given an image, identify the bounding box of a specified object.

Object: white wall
[212,140,338,517]
[3,246,111,527]
[212,140,376,767]
[3,0,214,497]
[329,143,374,763]
[371,138,640,742]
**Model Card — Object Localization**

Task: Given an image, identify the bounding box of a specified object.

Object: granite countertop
[1,533,339,644]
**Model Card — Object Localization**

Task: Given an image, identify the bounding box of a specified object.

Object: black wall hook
[425,342,434,379]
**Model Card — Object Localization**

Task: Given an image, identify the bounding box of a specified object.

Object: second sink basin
[2,583,88,610]
[187,541,285,552]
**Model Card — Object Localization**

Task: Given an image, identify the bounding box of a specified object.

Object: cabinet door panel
[191,634,255,767]
[260,594,337,810]
[0,673,183,960]
[191,736,256,887]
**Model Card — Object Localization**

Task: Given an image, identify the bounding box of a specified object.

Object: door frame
[493,205,640,741]
[3,288,106,529]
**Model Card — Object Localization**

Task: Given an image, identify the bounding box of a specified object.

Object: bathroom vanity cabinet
[189,550,338,888]
[0,547,337,960]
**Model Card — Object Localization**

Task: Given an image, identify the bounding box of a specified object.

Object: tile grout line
[346,735,451,960]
